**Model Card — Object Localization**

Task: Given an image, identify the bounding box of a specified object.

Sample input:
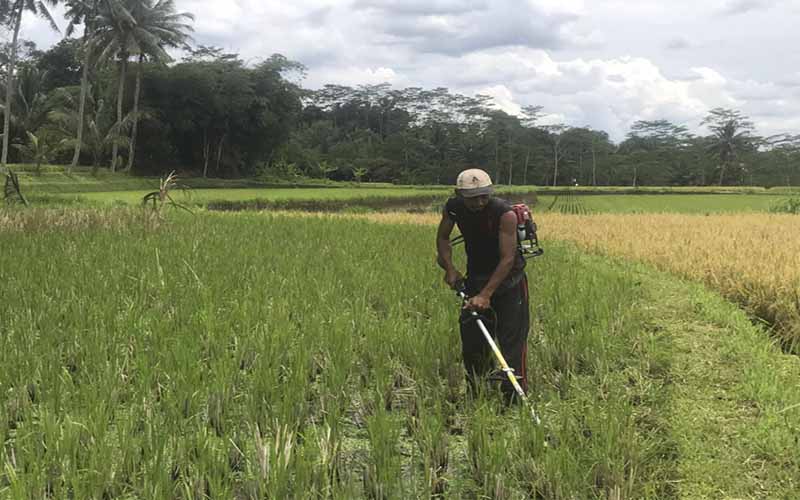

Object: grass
[2,208,798,497]
[73,187,451,205]
[626,262,800,498]
[1,209,676,498]
[348,210,800,497]
[9,165,797,215]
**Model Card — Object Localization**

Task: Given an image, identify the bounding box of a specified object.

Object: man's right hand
[445,269,464,290]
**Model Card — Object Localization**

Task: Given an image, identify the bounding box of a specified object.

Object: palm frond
[34,0,60,32]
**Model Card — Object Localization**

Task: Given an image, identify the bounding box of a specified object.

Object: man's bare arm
[436,208,463,287]
[436,208,455,271]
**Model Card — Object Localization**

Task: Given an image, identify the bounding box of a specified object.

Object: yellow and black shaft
[457,289,541,425]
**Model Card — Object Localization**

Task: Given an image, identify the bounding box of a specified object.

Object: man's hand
[464,293,491,311]
[444,268,464,290]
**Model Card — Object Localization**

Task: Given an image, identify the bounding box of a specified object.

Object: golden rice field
[356,212,800,351]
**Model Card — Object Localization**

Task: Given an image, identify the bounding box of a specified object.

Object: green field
[12,168,797,214]
[1,208,798,498]
[27,188,795,216]
[70,187,451,204]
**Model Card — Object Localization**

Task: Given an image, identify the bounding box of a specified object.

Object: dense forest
[2,0,799,186]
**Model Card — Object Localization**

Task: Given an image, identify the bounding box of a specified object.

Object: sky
[14,0,800,141]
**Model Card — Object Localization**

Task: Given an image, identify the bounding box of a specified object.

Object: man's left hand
[464,293,491,311]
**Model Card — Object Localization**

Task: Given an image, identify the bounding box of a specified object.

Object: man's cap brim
[456,186,493,198]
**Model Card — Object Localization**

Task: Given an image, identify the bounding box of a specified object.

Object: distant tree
[519,105,543,185]
[1,0,60,171]
[64,0,100,170]
[12,130,63,174]
[701,108,756,185]
[763,134,800,187]
[50,90,133,174]
[621,120,690,186]
[352,166,368,183]
[12,62,51,134]
[587,129,613,186]
[139,51,303,176]
[88,0,194,172]
[318,160,337,179]
[89,0,137,171]
[35,38,82,91]
[543,124,570,186]
[123,0,194,172]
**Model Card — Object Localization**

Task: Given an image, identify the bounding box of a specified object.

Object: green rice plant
[407,396,450,498]
[249,422,306,498]
[465,402,516,499]
[545,192,590,215]
[304,424,346,498]
[5,209,794,497]
[363,401,403,499]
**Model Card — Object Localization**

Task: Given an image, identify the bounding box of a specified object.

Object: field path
[638,271,799,499]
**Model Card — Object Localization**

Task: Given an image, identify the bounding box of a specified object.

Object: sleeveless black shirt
[445,196,525,287]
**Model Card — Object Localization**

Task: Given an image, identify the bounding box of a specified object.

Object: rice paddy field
[2,174,800,498]
[364,210,800,352]
[15,167,798,214]
[536,193,793,214]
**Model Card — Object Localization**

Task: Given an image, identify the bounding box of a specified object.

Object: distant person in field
[436,168,529,402]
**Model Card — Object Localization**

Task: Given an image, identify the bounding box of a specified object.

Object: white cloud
[478,85,521,115]
[719,0,776,16]
[313,66,403,88]
[665,36,692,50]
[11,0,800,142]
[532,0,586,16]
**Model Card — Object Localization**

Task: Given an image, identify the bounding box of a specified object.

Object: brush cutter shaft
[458,291,541,424]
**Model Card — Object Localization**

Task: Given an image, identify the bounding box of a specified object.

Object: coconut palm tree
[64,0,100,172]
[50,91,134,174]
[123,0,193,171]
[1,0,60,172]
[12,130,64,174]
[88,0,137,171]
[12,62,50,134]
[88,0,192,172]
[701,108,756,186]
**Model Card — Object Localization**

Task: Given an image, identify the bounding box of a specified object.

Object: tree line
[2,0,799,186]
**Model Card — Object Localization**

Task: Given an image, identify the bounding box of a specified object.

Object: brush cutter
[450,203,543,259]
[456,284,541,425]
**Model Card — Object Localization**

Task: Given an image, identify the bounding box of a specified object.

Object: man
[436,168,529,402]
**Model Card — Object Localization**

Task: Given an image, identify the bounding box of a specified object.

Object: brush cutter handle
[473,315,539,422]
[455,283,479,316]
[453,286,542,425]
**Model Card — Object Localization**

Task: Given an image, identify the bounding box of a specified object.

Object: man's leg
[460,309,493,397]
[491,274,530,402]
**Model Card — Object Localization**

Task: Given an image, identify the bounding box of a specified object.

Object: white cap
[456,168,493,197]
